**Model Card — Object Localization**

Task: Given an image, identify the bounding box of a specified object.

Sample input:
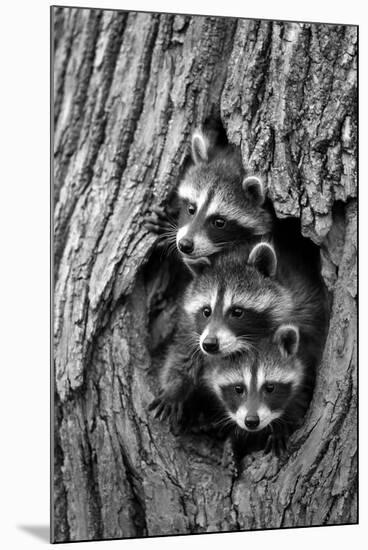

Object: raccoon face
[175,130,272,263]
[194,296,275,357]
[208,325,302,432]
[184,243,288,357]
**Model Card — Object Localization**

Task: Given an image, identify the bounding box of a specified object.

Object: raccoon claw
[144,218,173,235]
[221,438,238,476]
[149,394,169,419]
[264,432,288,457]
[151,205,167,218]
[149,393,185,430]
[148,395,163,412]
[173,401,184,426]
[144,206,174,235]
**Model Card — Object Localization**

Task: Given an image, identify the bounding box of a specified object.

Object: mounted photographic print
[51,5,358,543]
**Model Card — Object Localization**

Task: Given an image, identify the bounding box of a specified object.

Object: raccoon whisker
[212,242,231,248]
[165,242,179,257]
[155,233,176,249]
[219,345,242,355]
[192,348,203,366]
[214,415,234,429]
[180,335,200,352]
[187,338,202,365]
[184,331,201,345]
[149,206,178,227]
[158,241,173,261]
[236,338,258,353]
[158,241,176,258]
[153,227,177,237]
[188,347,199,363]
[161,241,179,261]
[158,234,176,249]
[212,238,248,250]
[161,212,178,227]
[190,333,202,349]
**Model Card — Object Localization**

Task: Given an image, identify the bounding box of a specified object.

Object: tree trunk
[52,7,357,543]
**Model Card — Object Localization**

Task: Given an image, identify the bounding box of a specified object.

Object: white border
[0,0,364,548]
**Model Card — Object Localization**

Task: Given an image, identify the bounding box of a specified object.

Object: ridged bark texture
[52,7,357,542]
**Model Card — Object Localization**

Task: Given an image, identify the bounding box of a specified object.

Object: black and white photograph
[51,3,357,544]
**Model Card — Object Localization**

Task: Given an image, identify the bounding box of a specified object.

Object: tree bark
[52,8,357,542]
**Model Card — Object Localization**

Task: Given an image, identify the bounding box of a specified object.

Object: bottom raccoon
[204,324,314,456]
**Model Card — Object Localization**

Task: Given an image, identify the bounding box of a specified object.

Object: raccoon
[184,241,327,365]
[145,129,272,271]
[204,324,313,456]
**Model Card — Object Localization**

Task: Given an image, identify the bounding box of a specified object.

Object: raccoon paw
[190,420,217,436]
[221,438,239,476]
[144,206,175,236]
[148,392,184,429]
[264,430,289,457]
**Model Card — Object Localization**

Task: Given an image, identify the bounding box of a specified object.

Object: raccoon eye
[264,383,275,394]
[230,307,244,318]
[213,217,226,228]
[234,385,245,395]
[188,204,196,215]
[202,306,212,318]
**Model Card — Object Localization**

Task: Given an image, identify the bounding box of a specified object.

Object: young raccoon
[149,242,327,430]
[204,324,311,456]
[145,129,272,271]
[185,241,327,365]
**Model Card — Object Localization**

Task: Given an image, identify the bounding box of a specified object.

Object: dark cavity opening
[142,118,330,459]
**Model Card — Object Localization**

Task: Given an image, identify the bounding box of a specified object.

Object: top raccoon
[146,129,273,271]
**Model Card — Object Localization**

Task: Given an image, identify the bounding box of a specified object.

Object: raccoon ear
[191,130,209,165]
[274,325,300,358]
[248,243,277,278]
[242,176,265,206]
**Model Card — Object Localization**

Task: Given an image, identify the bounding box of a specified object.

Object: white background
[0,0,364,548]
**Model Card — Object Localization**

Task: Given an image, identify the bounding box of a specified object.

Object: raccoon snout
[244,415,260,430]
[202,336,219,354]
[178,238,194,254]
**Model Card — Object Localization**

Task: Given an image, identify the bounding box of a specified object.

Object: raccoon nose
[202,337,219,354]
[244,415,260,430]
[178,238,194,254]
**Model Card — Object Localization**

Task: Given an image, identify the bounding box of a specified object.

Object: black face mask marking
[225,308,274,339]
[262,382,292,410]
[221,384,247,413]
[205,218,256,246]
